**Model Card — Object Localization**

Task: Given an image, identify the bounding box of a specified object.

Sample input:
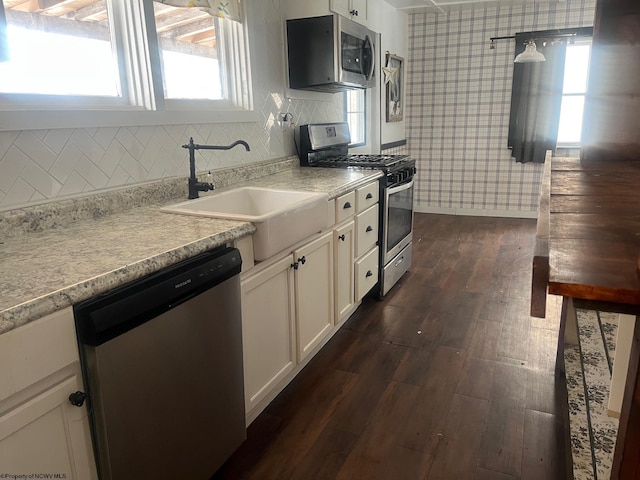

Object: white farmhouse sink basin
[161,187,329,260]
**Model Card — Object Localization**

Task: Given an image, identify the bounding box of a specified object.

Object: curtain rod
[489,26,593,44]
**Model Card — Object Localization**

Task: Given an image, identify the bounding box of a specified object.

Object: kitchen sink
[161,187,329,260]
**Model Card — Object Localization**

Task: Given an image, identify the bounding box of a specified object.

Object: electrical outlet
[279,113,295,131]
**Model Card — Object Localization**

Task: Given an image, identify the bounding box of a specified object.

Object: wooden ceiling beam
[154,9,210,33]
[38,0,70,9]
[159,35,217,58]
[72,1,107,22]
[6,8,108,38]
[159,17,213,39]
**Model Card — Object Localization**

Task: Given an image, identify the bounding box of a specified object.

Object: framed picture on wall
[384,53,404,123]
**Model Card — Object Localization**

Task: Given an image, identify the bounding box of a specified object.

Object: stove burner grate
[311,154,410,169]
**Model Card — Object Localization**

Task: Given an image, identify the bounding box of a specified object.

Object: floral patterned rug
[565,309,619,480]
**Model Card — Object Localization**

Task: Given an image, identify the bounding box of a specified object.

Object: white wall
[407,0,596,217]
[369,0,408,146]
[0,0,345,211]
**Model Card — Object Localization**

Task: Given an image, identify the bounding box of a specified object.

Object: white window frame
[556,38,592,148]
[0,0,256,132]
[344,88,366,148]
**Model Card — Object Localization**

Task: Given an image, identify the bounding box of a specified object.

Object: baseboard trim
[414,204,537,219]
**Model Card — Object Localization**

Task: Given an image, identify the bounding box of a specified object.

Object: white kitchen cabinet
[353,180,380,300]
[241,255,296,413]
[331,0,369,25]
[356,180,379,212]
[284,0,368,25]
[334,180,380,321]
[240,180,379,422]
[334,220,356,323]
[356,246,379,301]
[294,231,335,361]
[356,203,379,257]
[335,190,356,224]
[241,230,334,418]
[0,308,97,479]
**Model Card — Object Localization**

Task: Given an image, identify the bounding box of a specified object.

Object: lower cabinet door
[241,254,296,413]
[294,231,334,362]
[0,372,97,480]
[334,220,355,323]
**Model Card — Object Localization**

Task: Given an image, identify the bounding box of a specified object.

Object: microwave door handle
[364,34,375,80]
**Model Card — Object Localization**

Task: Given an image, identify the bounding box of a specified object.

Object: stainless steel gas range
[299,122,415,298]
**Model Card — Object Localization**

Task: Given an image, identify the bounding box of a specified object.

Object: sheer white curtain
[154,0,243,22]
[0,1,7,62]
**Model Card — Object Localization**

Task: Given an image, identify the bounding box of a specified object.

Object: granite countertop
[0,166,382,335]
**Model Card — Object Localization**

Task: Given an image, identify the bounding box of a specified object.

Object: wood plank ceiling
[4,0,217,50]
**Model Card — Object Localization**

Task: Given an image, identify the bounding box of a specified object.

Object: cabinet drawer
[0,308,79,403]
[335,191,356,224]
[355,247,378,301]
[356,204,378,257]
[356,181,379,213]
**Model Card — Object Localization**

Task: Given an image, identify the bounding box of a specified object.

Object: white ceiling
[384,0,565,14]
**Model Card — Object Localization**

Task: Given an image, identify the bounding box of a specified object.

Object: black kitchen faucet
[182,137,251,199]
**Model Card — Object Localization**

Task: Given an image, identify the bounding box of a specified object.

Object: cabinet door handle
[343,201,352,209]
[366,193,373,200]
[69,391,87,407]
[350,9,358,15]
[366,270,373,278]
[366,226,373,232]
[291,262,299,270]
[338,234,346,241]
[299,256,306,265]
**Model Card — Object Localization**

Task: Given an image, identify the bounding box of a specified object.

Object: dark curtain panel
[508,33,567,163]
[0,1,8,63]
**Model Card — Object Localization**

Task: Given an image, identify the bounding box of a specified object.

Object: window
[0,0,121,98]
[557,42,591,145]
[153,3,222,100]
[344,88,365,146]
[0,0,252,130]
[507,28,592,163]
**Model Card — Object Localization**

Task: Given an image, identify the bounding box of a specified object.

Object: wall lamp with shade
[489,35,546,63]
[514,40,546,63]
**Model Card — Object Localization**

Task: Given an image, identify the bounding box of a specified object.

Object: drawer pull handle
[366,193,373,200]
[366,226,373,232]
[366,270,373,278]
[343,202,352,209]
[338,234,346,241]
[394,256,404,267]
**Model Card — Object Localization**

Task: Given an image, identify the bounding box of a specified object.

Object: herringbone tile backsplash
[0,1,343,211]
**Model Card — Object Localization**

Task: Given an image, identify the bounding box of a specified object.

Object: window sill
[0,107,260,132]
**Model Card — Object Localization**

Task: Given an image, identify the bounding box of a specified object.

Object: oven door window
[386,181,414,254]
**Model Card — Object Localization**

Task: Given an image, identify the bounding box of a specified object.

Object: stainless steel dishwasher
[74,246,245,480]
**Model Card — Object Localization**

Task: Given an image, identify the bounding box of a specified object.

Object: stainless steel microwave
[286,14,376,93]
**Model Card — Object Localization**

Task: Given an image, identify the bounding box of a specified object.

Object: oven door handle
[387,178,414,195]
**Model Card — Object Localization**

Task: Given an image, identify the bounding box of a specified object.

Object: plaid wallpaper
[407,0,596,217]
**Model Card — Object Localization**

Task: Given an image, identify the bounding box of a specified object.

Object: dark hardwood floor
[212,213,569,480]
